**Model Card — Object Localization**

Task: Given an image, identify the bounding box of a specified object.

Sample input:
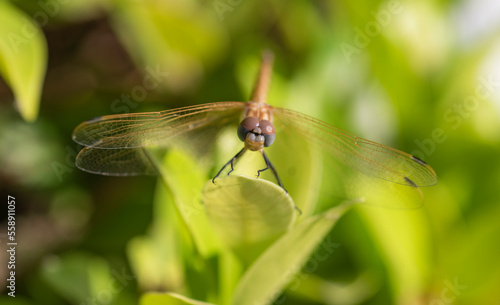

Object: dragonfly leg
[259,151,287,193]
[259,151,300,213]
[228,148,246,175]
[212,147,246,184]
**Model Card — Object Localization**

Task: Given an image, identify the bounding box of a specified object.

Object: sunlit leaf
[148,148,221,257]
[218,250,243,305]
[140,292,215,305]
[0,2,47,122]
[231,203,351,305]
[203,175,296,264]
[356,205,431,302]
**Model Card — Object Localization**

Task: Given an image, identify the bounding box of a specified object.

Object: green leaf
[231,203,351,305]
[145,148,232,301]
[148,148,221,258]
[356,206,432,302]
[0,2,47,122]
[203,175,296,264]
[127,174,189,292]
[218,250,243,305]
[140,292,215,305]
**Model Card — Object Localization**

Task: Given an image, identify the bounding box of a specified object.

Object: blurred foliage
[0,1,46,122]
[1,0,500,304]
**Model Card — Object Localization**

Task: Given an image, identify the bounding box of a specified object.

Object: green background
[1,0,499,304]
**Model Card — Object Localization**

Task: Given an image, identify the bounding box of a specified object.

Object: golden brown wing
[272,107,437,187]
[72,102,246,175]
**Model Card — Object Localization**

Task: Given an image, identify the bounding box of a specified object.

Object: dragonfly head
[237,117,276,151]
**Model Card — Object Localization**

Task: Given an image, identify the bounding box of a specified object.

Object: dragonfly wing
[73,102,245,175]
[75,147,157,176]
[272,107,437,187]
[72,102,246,148]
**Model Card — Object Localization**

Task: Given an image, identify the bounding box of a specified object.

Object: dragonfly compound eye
[259,119,276,147]
[237,117,260,142]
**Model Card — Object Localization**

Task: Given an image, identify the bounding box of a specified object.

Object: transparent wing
[272,107,437,187]
[75,147,158,176]
[72,102,246,148]
[72,102,246,175]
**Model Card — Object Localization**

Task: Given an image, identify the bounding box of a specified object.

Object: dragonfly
[72,51,437,193]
